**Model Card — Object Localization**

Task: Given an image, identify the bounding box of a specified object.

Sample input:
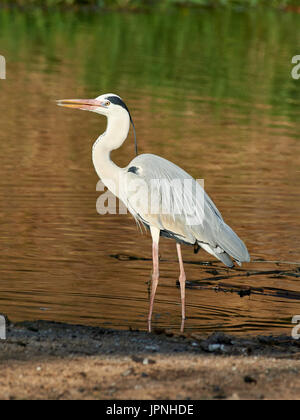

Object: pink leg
[148,238,159,332]
[176,243,186,321]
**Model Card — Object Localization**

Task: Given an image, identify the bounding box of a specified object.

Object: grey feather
[124,153,250,266]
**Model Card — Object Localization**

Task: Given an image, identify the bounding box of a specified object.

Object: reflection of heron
[57,93,250,332]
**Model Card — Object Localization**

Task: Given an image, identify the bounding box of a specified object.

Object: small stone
[143,358,156,365]
[244,375,257,384]
[122,368,133,377]
[208,343,225,352]
[131,355,144,363]
[145,345,158,352]
[208,332,232,345]
[228,392,240,400]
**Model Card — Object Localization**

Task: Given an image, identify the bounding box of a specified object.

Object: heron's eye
[105,101,110,106]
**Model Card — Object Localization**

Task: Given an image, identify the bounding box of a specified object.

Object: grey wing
[125,154,250,266]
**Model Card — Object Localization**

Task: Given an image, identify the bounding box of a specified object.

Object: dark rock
[244,375,257,384]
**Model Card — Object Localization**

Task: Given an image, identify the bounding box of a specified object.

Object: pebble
[208,344,225,352]
[143,357,156,365]
[228,392,240,400]
[244,375,257,384]
[145,345,159,352]
[122,368,133,377]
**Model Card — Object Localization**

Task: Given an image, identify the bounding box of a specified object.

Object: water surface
[0,8,299,335]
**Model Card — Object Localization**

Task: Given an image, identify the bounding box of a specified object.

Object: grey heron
[57,93,250,332]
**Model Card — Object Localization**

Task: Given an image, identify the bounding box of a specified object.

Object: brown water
[0,8,299,335]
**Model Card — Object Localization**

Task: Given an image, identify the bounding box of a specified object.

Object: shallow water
[0,8,299,335]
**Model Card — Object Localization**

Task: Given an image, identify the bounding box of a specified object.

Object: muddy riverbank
[0,320,299,400]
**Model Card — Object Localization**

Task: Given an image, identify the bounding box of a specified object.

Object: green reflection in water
[0,8,299,123]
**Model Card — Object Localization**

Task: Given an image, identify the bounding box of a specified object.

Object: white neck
[92,110,130,198]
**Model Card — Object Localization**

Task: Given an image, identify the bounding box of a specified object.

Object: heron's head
[57,93,131,119]
[57,93,138,154]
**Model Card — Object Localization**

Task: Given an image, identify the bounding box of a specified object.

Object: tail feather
[198,222,250,267]
[200,243,234,268]
[216,222,250,263]
[217,250,235,268]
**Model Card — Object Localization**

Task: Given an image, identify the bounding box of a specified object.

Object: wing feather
[124,154,250,264]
